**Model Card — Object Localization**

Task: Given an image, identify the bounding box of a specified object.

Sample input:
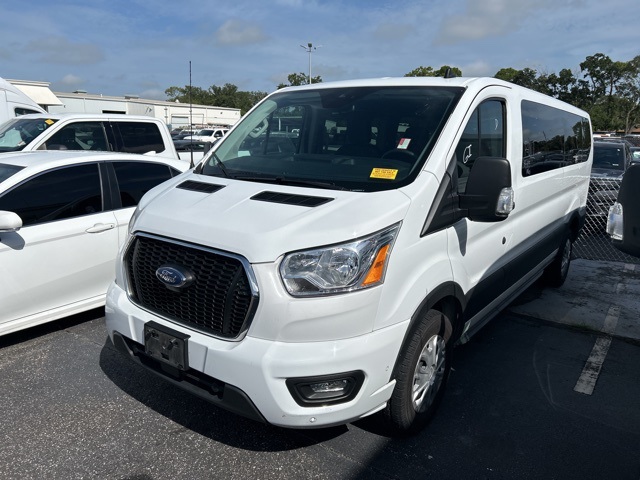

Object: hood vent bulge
[251,191,333,207]
[176,180,225,194]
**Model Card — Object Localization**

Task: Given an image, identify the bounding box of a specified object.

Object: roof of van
[277,76,517,93]
[276,76,589,117]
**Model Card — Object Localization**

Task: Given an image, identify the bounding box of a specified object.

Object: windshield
[0,164,24,183]
[593,144,626,171]
[198,86,463,192]
[0,117,58,152]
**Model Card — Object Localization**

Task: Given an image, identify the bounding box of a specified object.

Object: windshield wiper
[203,153,229,178]
[230,174,348,191]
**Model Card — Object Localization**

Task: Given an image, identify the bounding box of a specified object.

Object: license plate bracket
[144,321,190,371]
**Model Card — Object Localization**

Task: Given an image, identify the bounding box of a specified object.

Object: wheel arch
[568,206,585,242]
[388,282,465,382]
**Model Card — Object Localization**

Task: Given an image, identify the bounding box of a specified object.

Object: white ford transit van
[0,77,45,124]
[105,77,592,434]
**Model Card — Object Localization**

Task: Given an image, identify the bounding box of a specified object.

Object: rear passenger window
[115,122,166,154]
[455,100,505,193]
[521,100,591,176]
[0,164,102,226]
[45,122,109,151]
[111,162,174,208]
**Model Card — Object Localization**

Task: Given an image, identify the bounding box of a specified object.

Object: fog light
[286,371,365,406]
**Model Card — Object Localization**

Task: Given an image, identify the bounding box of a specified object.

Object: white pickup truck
[0,112,194,162]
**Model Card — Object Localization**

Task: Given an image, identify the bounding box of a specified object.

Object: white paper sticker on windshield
[397,138,411,150]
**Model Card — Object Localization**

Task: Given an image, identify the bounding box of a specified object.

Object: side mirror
[607,164,640,257]
[0,210,22,233]
[459,156,514,222]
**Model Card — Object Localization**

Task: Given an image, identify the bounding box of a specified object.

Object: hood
[132,174,412,263]
[590,167,624,180]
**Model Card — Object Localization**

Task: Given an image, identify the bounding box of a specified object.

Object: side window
[14,107,41,116]
[115,122,166,154]
[44,122,109,151]
[0,164,102,226]
[455,100,505,193]
[111,161,174,208]
[521,101,591,176]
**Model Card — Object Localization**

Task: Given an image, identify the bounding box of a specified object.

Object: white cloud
[460,60,493,76]
[372,23,416,41]
[51,74,85,92]
[23,37,104,65]
[215,19,269,46]
[435,0,553,45]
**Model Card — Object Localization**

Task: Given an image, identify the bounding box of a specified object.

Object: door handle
[86,223,115,233]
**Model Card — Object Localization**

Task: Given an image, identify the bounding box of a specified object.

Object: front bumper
[105,281,408,428]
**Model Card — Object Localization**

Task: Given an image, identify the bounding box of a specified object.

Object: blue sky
[1,0,637,100]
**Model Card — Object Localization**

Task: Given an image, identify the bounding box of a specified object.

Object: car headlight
[280,223,401,296]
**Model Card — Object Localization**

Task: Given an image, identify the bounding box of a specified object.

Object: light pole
[300,42,321,84]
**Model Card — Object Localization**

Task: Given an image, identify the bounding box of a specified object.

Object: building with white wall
[7,79,241,129]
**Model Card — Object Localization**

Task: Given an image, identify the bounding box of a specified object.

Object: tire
[544,235,572,287]
[382,308,453,436]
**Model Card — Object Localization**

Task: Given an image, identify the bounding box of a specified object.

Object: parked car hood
[131,174,411,263]
[591,167,624,180]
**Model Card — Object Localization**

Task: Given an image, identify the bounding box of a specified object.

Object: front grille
[125,235,258,339]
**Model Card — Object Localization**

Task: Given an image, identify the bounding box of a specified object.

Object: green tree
[494,67,539,90]
[165,83,267,115]
[615,55,640,134]
[494,55,640,132]
[277,72,322,89]
[164,85,214,105]
[404,65,462,77]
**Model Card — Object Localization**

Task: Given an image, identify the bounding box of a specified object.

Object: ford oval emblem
[155,265,194,289]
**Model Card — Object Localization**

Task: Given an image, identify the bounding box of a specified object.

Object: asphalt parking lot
[1,259,639,480]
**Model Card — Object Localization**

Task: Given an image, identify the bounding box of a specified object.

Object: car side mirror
[459,156,514,222]
[0,210,22,233]
[607,164,640,257]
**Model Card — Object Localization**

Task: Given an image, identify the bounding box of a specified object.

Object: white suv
[184,127,228,142]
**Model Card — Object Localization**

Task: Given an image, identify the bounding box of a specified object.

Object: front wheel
[381,308,453,436]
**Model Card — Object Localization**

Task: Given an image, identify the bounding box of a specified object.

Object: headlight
[280,223,401,296]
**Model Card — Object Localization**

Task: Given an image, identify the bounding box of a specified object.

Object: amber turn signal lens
[362,244,390,286]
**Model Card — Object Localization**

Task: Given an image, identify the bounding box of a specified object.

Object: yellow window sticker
[45,119,55,125]
[370,168,398,180]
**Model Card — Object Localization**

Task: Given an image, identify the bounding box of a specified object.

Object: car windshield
[0,164,24,184]
[0,117,58,152]
[198,86,464,192]
[593,144,626,170]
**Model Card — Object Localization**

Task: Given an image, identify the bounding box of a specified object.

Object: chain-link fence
[573,176,640,264]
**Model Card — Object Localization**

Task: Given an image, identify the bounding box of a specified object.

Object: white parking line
[573,305,620,396]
